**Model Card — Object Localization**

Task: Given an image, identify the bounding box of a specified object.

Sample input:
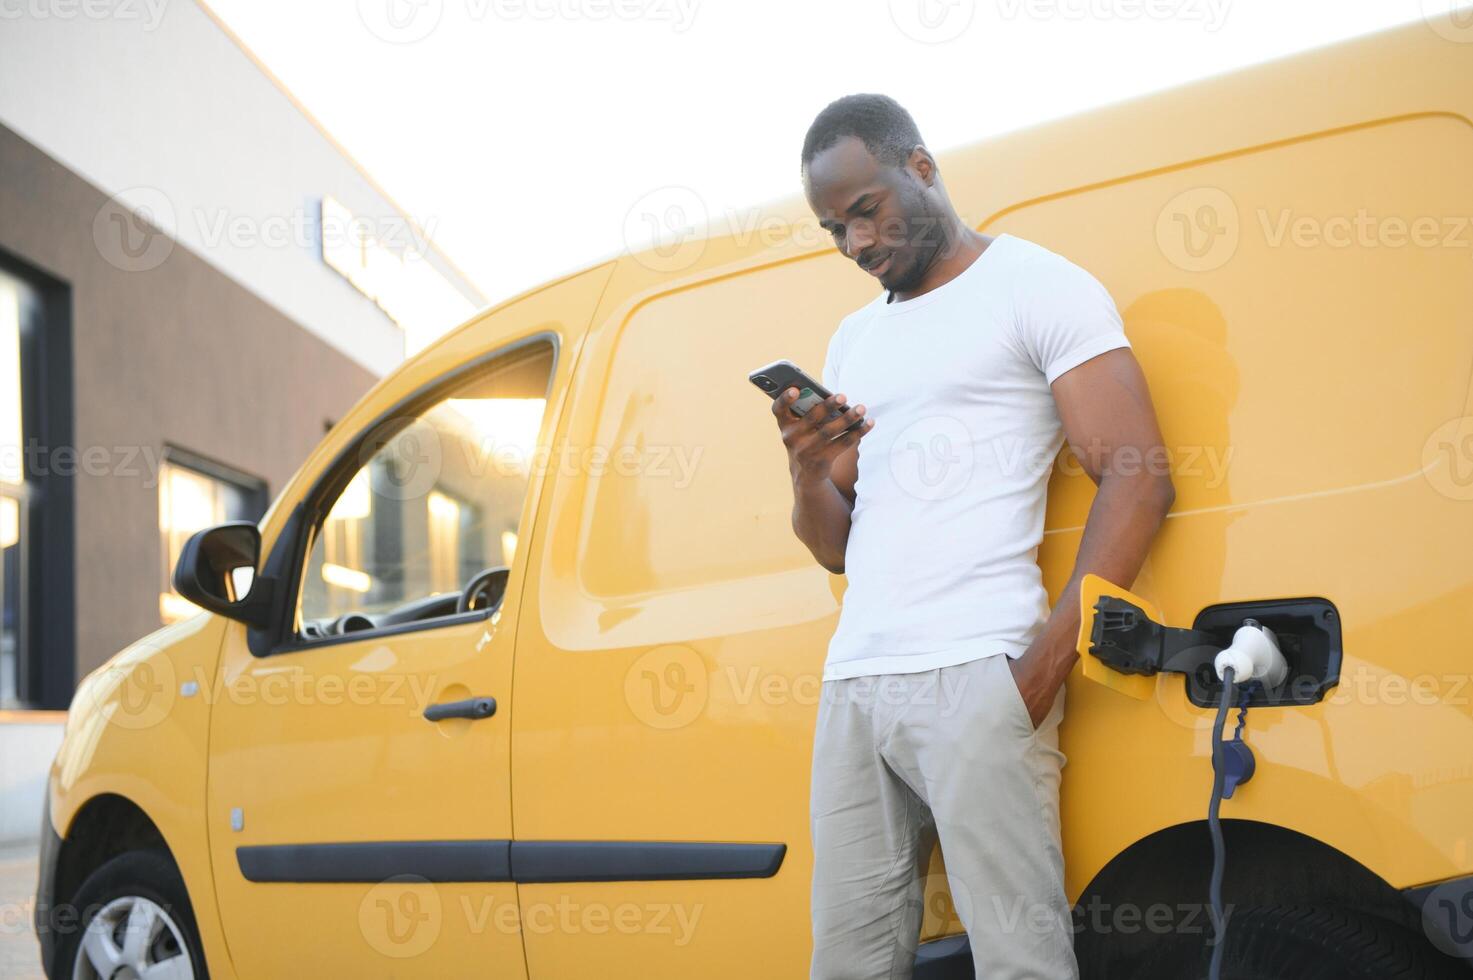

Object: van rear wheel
[1141,905,1465,980]
[56,849,208,980]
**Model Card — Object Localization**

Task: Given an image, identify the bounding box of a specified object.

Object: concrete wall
[0,121,380,679]
[0,0,483,376]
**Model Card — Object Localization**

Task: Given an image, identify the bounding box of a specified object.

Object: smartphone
[748,359,864,430]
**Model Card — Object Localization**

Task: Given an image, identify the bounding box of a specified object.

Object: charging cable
[1206,620,1286,980]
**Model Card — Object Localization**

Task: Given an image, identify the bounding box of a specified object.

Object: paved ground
[0,841,43,979]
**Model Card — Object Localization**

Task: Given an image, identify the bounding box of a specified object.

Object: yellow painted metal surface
[44,16,1473,976]
[48,615,239,977]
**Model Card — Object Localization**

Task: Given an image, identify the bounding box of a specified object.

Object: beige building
[0,1,483,802]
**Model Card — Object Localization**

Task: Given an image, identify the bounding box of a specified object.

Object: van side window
[297,342,553,636]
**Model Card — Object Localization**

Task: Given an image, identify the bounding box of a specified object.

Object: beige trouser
[808,652,1076,980]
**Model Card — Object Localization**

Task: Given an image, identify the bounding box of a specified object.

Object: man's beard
[884,195,951,295]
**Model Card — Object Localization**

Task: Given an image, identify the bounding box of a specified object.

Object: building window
[0,274,24,707]
[158,450,266,624]
[0,250,73,710]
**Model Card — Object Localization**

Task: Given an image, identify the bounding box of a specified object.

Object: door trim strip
[236,840,786,884]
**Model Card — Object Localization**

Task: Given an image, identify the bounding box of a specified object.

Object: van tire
[1140,905,1466,979]
[53,849,209,980]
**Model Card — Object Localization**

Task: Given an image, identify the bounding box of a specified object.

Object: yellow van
[34,15,1473,979]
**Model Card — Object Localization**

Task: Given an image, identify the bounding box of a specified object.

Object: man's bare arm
[1007,348,1177,726]
[772,387,872,574]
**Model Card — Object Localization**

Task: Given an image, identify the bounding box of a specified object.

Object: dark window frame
[0,246,75,710]
[252,331,560,659]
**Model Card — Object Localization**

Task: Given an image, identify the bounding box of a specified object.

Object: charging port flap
[1076,573,1158,700]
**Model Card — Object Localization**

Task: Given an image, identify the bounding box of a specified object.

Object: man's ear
[908,146,938,186]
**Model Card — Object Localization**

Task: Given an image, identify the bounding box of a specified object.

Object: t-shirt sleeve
[1015,248,1131,385]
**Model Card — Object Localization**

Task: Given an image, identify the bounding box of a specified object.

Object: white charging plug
[1212,620,1287,688]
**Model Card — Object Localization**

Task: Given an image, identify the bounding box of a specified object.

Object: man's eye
[859,207,878,218]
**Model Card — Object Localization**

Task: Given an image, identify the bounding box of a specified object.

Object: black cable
[1208,665,1237,980]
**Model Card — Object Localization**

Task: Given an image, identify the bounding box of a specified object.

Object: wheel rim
[72,895,194,980]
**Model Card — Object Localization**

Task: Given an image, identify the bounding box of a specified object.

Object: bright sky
[205,0,1438,307]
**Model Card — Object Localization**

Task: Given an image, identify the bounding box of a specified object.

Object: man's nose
[843,225,875,260]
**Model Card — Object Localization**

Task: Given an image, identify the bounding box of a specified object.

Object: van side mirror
[173,522,273,628]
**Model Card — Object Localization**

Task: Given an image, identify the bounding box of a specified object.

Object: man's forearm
[1033,470,1176,680]
[792,474,854,574]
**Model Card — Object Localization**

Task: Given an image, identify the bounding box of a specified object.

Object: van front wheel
[1141,905,1465,980]
[55,849,209,980]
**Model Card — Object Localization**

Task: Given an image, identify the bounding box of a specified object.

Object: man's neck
[887,229,992,304]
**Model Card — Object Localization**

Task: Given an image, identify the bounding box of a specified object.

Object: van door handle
[423,697,497,722]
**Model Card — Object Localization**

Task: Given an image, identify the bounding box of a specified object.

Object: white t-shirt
[820,233,1130,681]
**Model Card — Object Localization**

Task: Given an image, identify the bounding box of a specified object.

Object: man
[774,94,1176,979]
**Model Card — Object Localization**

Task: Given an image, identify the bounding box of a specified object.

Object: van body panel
[198,269,610,977]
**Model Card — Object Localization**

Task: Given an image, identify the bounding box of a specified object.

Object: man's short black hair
[801,94,925,172]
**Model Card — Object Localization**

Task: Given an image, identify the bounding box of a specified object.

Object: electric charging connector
[1212,618,1287,689]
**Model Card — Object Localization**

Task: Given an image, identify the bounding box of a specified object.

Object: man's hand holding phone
[771,385,873,482]
[749,360,869,572]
